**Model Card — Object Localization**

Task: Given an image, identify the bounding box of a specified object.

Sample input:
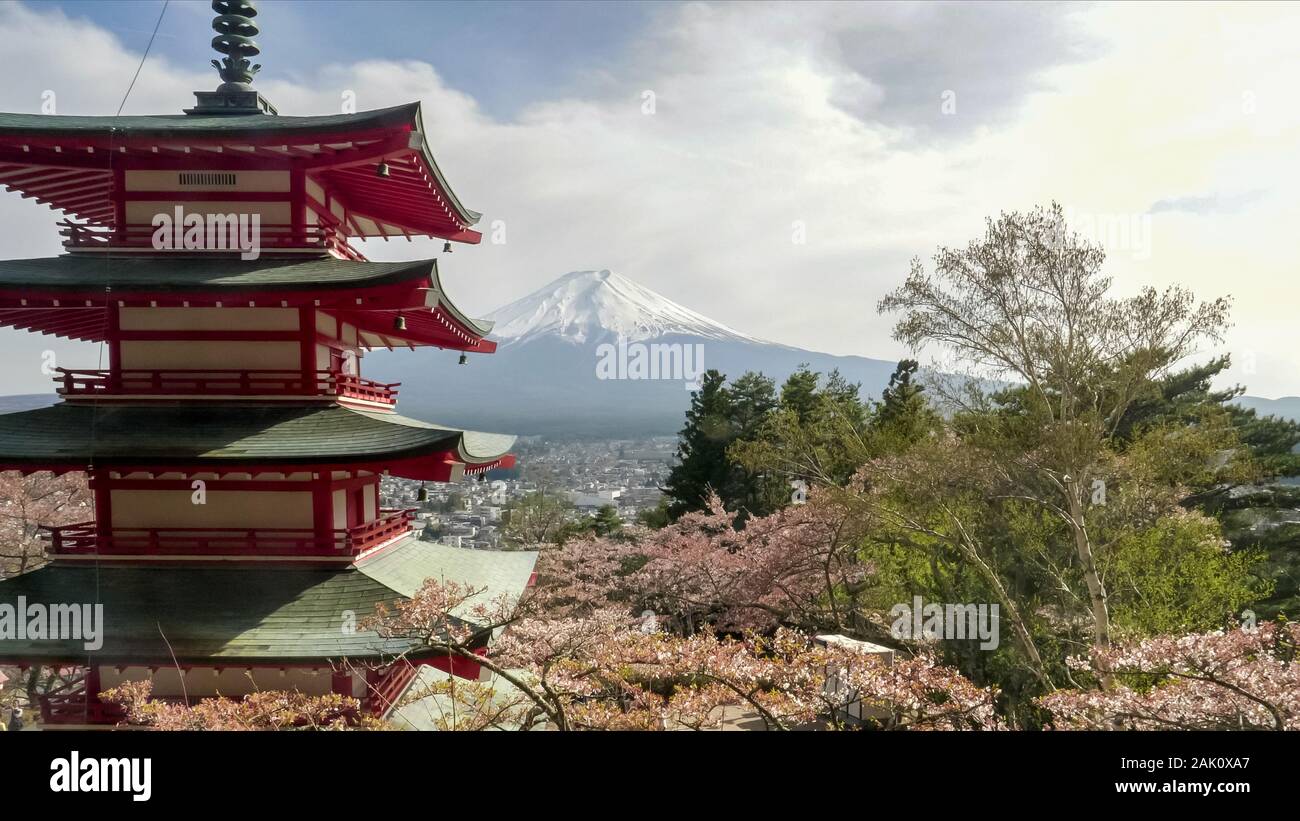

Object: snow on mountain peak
[486,270,761,347]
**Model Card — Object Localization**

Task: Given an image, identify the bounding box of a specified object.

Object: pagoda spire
[210,0,262,88]
[186,0,278,116]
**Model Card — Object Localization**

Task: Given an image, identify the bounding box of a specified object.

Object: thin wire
[116,0,171,116]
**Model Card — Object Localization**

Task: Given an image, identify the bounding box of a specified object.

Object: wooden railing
[348,508,419,554]
[58,219,366,261]
[36,672,126,726]
[39,692,126,726]
[55,368,400,404]
[42,509,417,558]
[369,662,422,715]
[333,372,402,404]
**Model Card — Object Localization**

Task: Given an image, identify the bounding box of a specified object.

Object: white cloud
[0,1,1297,396]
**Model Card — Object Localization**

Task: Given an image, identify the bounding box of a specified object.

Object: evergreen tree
[871,359,938,445]
[725,372,784,516]
[730,367,874,492]
[590,504,623,536]
[555,504,624,544]
[637,501,672,529]
[729,372,778,439]
[664,370,737,518]
[1113,355,1242,444]
[1111,356,1300,618]
[817,370,868,429]
[780,366,820,422]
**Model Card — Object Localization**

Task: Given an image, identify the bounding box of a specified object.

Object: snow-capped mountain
[487,270,762,347]
[367,270,900,436]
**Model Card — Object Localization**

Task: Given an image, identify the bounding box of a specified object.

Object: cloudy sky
[1,0,1298,396]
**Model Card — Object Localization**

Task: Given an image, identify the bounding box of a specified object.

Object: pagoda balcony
[42,509,418,560]
[58,220,366,262]
[38,692,126,727]
[55,368,400,406]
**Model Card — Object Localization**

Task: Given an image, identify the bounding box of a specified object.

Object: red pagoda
[0,1,535,727]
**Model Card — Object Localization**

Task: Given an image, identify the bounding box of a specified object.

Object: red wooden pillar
[330,670,352,696]
[111,166,126,243]
[85,665,103,722]
[290,164,306,246]
[299,306,315,395]
[106,300,122,388]
[91,468,113,548]
[312,472,334,550]
[365,667,382,714]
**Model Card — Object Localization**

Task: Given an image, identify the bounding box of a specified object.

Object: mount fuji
[365,270,901,437]
[488,270,764,348]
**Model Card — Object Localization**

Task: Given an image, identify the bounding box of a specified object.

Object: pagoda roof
[0,403,514,477]
[357,538,538,616]
[0,254,437,293]
[390,665,533,730]
[0,537,538,664]
[0,104,426,141]
[0,102,481,242]
[0,255,496,348]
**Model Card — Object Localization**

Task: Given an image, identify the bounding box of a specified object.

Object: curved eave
[0,255,440,295]
[408,103,481,227]
[0,256,500,348]
[342,258,497,352]
[352,315,498,353]
[424,255,493,335]
[0,404,515,473]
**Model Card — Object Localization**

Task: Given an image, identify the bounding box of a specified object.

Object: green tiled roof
[0,255,436,293]
[358,540,538,618]
[0,405,512,467]
[0,560,410,662]
[0,404,514,466]
[0,104,418,139]
[0,537,537,664]
[388,665,536,731]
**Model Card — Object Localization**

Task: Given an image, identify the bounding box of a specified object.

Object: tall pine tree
[871,358,937,444]
[664,370,737,518]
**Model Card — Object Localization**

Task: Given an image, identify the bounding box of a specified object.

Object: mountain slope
[367,269,897,437]
[1234,395,1300,423]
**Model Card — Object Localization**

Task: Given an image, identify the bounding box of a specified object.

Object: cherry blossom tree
[542,492,872,636]
[0,471,94,719]
[1039,621,1300,730]
[102,680,381,731]
[371,582,1001,731]
[0,470,92,577]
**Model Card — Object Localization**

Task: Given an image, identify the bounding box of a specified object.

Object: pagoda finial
[186,0,277,115]
[210,0,262,88]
